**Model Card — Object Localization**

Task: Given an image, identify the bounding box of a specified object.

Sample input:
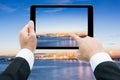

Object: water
[37,36,78,47]
[0,60,95,80]
[0,60,120,80]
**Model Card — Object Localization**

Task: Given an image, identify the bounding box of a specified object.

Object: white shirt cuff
[16,49,34,70]
[90,52,113,71]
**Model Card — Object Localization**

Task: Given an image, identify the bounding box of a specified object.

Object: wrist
[88,50,105,61]
[90,52,112,71]
[16,48,34,70]
[21,46,35,53]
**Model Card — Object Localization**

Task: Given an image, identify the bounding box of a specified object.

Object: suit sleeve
[94,61,120,80]
[0,57,30,80]
[0,49,34,80]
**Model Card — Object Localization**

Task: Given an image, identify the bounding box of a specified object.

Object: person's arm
[17,20,36,70]
[0,21,37,80]
[70,33,120,80]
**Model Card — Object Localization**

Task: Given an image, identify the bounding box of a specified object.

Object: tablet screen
[36,8,87,47]
[30,5,93,49]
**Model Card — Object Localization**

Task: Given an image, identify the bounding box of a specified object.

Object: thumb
[28,20,35,35]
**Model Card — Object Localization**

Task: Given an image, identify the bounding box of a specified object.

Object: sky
[0,0,120,53]
[36,8,88,33]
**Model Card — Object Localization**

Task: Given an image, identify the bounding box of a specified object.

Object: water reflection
[28,60,96,80]
[0,60,96,80]
[78,61,83,80]
[37,37,78,47]
[78,61,95,80]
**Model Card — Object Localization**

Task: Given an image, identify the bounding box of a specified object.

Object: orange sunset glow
[108,50,120,57]
[1,49,120,61]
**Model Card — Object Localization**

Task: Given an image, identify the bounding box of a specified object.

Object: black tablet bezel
[30,5,93,49]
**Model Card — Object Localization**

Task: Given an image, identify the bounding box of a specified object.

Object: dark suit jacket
[0,57,30,80]
[94,61,120,80]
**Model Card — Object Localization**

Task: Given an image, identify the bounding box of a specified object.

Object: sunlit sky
[36,8,87,33]
[0,0,120,53]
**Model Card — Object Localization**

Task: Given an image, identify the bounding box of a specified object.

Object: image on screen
[36,8,88,47]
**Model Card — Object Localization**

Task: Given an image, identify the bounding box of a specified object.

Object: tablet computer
[30,5,93,49]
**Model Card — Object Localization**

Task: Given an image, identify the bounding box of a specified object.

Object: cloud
[44,8,64,13]
[59,0,72,4]
[33,0,92,13]
[0,4,16,12]
[43,0,71,13]
[49,0,91,4]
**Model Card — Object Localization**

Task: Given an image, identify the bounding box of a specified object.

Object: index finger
[69,33,82,45]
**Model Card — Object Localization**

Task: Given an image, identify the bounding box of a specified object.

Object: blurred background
[0,0,120,80]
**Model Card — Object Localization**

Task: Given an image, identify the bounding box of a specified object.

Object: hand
[70,33,104,62]
[19,21,37,53]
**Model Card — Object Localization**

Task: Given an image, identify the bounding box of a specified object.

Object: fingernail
[29,20,32,24]
[29,21,34,27]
